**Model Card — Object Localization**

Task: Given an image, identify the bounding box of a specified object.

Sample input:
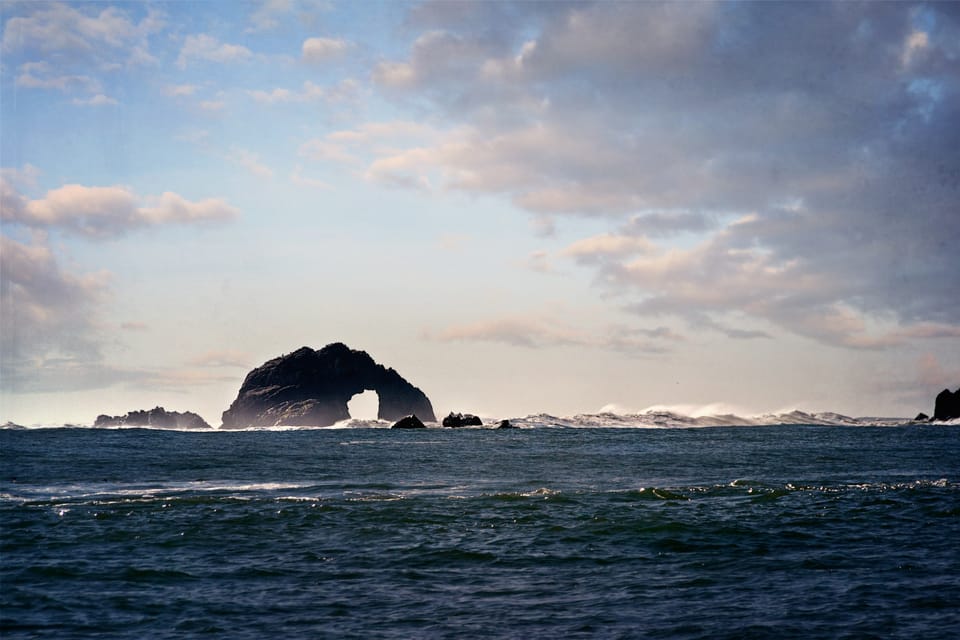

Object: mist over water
[2,424,958,639]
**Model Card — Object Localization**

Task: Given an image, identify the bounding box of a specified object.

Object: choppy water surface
[2,425,959,638]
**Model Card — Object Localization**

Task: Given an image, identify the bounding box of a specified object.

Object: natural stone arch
[220,343,435,428]
[347,389,380,421]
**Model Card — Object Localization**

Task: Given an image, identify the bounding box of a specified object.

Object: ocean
[2,418,959,639]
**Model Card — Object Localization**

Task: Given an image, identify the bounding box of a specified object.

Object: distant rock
[391,415,426,429]
[94,407,210,429]
[914,412,930,422]
[2,421,26,429]
[934,388,960,421]
[495,420,516,429]
[221,343,435,428]
[442,412,483,428]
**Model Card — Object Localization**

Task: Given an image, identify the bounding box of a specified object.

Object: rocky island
[94,407,210,429]
[934,387,960,421]
[221,343,435,428]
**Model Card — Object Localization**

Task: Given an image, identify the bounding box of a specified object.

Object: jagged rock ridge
[95,407,210,429]
[220,343,435,428]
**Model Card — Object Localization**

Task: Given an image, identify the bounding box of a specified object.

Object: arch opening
[347,389,380,421]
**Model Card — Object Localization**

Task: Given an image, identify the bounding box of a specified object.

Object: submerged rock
[391,415,426,429]
[934,388,960,421]
[221,343,435,428]
[94,407,210,429]
[442,412,483,428]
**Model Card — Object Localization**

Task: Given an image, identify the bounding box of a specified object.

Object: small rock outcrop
[221,343,435,428]
[495,419,516,429]
[391,415,426,429]
[442,412,483,428]
[94,407,210,429]
[934,388,960,421]
[914,412,930,422]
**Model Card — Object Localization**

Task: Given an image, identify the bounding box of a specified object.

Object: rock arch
[220,343,436,428]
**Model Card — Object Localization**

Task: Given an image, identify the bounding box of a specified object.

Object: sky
[1,0,959,426]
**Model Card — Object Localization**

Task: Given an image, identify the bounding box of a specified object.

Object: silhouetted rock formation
[221,343,435,428]
[442,412,483,428]
[914,412,930,422]
[391,415,426,429]
[934,388,960,421]
[495,420,516,429]
[95,407,210,429]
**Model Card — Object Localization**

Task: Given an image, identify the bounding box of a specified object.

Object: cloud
[2,3,162,69]
[177,33,252,69]
[290,165,331,190]
[71,94,118,106]
[247,0,333,33]
[226,148,274,179]
[298,120,436,166]
[187,350,252,368]
[199,100,226,112]
[14,61,100,93]
[247,0,293,32]
[246,79,358,105]
[301,36,350,63]
[2,178,238,238]
[429,315,680,355]
[2,3,161,55]
[369,2,960,350]
[164,84,199,97]
[0,234,110,392]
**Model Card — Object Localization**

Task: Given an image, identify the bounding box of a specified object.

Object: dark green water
[2,425,959,638]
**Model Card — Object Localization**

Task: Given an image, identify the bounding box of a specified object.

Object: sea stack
[220,343,435,428]
[94,407,210,429]
[933,387,960,421]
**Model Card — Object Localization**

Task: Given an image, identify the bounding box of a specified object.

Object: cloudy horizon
[1,1,958,425]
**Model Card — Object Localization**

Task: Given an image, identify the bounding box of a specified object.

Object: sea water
[2,422,958,638]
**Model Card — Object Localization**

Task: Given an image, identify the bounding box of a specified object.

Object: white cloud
[301,36,350,63]
[2,3,163,67]
[15,61,100,93]
[247,0,293,32]
[199,100,226,112]
[164,84,199,97]
[177,33,252,69]
[226,148,274,179]
[2,179,238,238]
[246,79,357,105]
[71,94,118,106]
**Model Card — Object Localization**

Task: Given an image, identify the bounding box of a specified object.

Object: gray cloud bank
[370,1,960,348]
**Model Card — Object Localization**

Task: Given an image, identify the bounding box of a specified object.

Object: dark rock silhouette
[933,387,960,421]
[442,412,483,428]
[914,412,930,422]
[221,343,435,428]
[391,415,426,429]
[95,407,210,429]
[495,420,516,429]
